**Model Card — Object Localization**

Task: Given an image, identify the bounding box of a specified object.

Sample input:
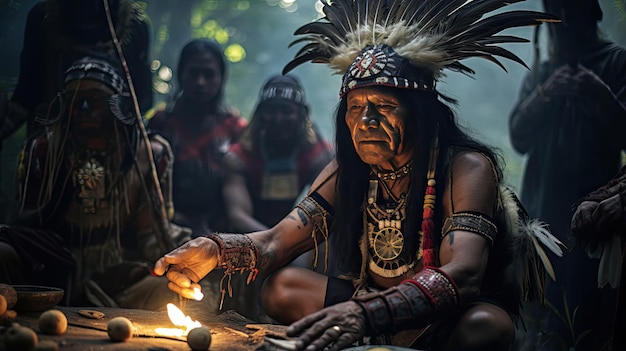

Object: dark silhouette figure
[509,0,626,349]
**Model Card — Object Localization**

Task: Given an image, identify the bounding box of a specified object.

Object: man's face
[260,100,303,142]
[65,79,117,149]
[180,53,222,104]
[345,87,412,169]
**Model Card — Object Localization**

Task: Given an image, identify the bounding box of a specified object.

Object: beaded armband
[204,233,259,309]
[352,267,460,335]
[442,212,497,246]
[294,192,334,272]
[407,267,461,310]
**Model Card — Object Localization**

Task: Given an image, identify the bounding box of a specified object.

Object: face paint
[344,87,412,170]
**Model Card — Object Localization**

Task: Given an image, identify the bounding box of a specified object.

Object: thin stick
[102,0,173,252]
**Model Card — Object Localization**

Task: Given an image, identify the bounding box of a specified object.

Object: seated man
[154,1,562,350]
[0,55,186,310]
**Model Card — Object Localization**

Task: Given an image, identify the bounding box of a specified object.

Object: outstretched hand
[153,236,220,299]
[286,301,366,351]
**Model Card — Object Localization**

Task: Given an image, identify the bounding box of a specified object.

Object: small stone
[187,326,212,351]
[4,325,38,351]
[107,316,134,342]
[0,295,7,315]
[38,309,67,335]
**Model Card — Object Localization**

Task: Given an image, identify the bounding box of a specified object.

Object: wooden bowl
[12,285,64,312]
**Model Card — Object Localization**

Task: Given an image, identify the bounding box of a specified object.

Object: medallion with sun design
[372,226,404,261]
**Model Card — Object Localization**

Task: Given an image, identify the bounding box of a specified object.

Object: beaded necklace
[359,137,439,281]
[365,178,415,277]
[375,162,413,181]
[357,138,439,286]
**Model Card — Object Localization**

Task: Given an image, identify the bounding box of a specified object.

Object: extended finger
[303,325,343,351]
[166,281,203,300]
[182,267,202,283]
[154,250,188,275]
[166,269,193,288]
[153,258,168,276]
[180,286,203,300]
[292,321,334,350]
[287,311,326,339]
[167,281,184,295]
[328,333,359,351]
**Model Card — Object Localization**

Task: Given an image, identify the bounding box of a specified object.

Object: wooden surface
[0,305,289,351]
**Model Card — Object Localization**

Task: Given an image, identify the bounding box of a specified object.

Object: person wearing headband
[0,55,182,310]
[0,0,152,225]
[1,0,152,142]
[224,74,333,236]
[221,74,334,320]
[154,1,563,350]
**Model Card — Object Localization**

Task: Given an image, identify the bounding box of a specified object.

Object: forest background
[0,0,625,220]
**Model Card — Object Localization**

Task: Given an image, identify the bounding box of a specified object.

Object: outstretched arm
[245,161,337,273]
[154,161,338,298]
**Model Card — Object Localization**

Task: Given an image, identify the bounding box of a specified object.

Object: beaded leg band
[352,267,460,335]
[204,233,259,309]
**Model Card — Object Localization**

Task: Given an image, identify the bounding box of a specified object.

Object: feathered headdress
[283,0,560,97]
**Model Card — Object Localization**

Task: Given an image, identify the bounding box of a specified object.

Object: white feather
[500,186,521,238]
[522,218,565,257]
[597,235,622,289]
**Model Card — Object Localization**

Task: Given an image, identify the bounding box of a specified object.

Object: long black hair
[331,87,503,274]
[176,38,229,113]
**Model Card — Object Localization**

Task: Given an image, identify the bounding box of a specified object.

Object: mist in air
[0,0,624,202]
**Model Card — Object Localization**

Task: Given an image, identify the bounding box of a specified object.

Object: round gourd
[107,316,134,342]
[186,326,212,351]
[4,325,38,350]
[0,294,7,315]
[38,309,68,335]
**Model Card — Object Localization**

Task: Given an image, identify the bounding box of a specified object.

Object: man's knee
[443,303,514,351]
[261,267,300,314]
[261,267,326,324]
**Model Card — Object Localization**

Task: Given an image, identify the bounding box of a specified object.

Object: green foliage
[143,0,331,125]
[614,0,626,20]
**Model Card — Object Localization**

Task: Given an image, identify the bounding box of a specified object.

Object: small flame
[155,303,202,337]
[191,287,204,301]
